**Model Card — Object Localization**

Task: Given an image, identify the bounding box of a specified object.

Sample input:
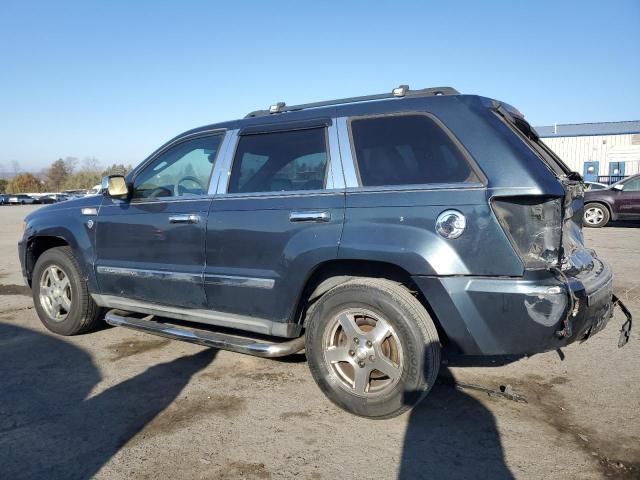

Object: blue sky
[1,0,639,172]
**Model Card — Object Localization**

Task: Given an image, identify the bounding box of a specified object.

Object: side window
[133,135,223,199]
[350,114,479,187]
[623,177,640,191]
[228,128,328,194]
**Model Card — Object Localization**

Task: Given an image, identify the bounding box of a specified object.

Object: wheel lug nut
[353,338,359,344]
[358,361,365,368]
[366,340,372,347]
[348,350,355,356]
[369,355,375,362]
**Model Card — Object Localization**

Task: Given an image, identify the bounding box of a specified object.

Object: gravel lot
[1,205,638,479]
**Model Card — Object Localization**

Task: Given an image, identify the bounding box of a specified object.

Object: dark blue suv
[19,85,631,418]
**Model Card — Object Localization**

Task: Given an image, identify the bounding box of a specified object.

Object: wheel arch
[292,259,450,347]
[25,235,73,286]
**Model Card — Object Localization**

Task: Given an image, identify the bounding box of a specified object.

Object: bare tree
[82,156,102,172]
[63,157,78,174]
[11,160,20,176]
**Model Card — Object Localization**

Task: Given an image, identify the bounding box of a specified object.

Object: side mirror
[102,175,129,198]
[612,184,624,191]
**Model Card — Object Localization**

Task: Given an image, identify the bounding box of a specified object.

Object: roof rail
[245,85,460,118]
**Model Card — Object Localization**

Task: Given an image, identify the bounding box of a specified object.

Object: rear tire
[305,278,441,419]
[583,203,610,228]
[32,246,103,335]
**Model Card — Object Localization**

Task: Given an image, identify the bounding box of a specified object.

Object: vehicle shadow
[0,322,217,480]
[399,366,514,479]
[605,220,640,228]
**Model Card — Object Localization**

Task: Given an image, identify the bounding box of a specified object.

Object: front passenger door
[95,132,225,308]
[618,176,640,216]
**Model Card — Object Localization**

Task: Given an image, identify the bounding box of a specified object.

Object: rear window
[228,128,328,194]
[495,108,571,177]
[350,114,479,187]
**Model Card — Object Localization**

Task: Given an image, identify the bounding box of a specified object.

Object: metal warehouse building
[535,121,640,183]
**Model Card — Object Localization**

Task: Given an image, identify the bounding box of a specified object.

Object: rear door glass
[228,128,328,193]
[349,114,479,187]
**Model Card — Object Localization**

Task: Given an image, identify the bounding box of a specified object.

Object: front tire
[584,203,610,228]
[305,278,441,419]
[32,246,102,335]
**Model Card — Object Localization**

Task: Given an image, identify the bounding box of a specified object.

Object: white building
[535,121,640,183]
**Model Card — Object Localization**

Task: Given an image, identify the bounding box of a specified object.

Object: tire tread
[305,277,441,419]
[33,246,102,335]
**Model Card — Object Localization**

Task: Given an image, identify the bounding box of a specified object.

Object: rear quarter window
[350,114,479,187]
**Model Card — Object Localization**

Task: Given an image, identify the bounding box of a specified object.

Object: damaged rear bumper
[413,258,631,356]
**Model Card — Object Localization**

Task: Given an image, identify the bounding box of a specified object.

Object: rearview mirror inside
[102,175,129,198]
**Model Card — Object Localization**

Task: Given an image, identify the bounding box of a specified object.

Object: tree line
[0,157,132,194]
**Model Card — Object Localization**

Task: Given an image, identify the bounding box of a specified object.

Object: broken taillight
[492,196,562,269]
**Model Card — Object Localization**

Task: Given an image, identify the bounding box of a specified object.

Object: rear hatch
[493,104,594,274]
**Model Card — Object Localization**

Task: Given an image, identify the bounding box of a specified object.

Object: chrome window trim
[345,182,486,194]
[217,122,345,196]
[208,129,237,195]
[215,129,238,194]
[209,190,344,201]
[130,128,227,180]
[128,130,227,203]
[326,120,345,189]
[110,196,212,207]
[336,116,359,188]
[340,111,488,189]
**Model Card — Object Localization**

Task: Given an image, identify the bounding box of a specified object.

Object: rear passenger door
[204,119,345,336]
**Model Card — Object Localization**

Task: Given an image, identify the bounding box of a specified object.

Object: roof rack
[245,85,460,118]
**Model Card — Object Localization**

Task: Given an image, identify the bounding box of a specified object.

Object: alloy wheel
[322,308,404,397]
[584,206,605,226]
[39,265,72,322]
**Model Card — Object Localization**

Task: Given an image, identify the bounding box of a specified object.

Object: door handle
[169,214,200,224]
[289,210,331,223]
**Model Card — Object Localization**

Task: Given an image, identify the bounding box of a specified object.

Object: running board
[105,309,305,358]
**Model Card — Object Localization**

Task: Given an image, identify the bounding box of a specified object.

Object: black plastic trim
[239,118,332,136]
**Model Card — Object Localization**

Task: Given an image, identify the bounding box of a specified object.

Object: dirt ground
[1,205,638,480]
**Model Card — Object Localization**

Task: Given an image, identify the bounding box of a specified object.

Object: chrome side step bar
[105,309,305,358]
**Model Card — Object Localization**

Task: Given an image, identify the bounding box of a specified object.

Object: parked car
[583,174,640,227]
[8,194,35,205]
[62,189,89,199]
[584,181,608,191]
[85,184,102,196]
[18,85,631,418]
[38,193,70,204]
